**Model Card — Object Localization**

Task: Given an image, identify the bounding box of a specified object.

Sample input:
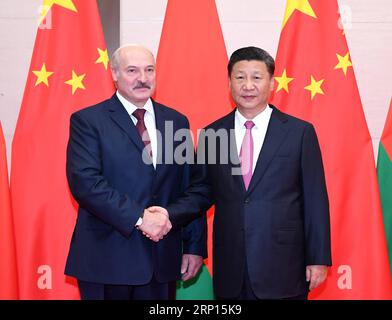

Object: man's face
[112,47,156,107]
[229,60,274,114]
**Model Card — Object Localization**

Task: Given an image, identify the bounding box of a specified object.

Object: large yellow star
[40,0,77,24]
[65,70,86,95]
[275,69,294,93]
[95,48,109,70]
[334,52,352,76]
[282,0,317,29]
[304,75,324,100]
[32,63,54,87]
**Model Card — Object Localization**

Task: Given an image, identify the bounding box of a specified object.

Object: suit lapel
[107,94,145,153]
[247,107,289,194]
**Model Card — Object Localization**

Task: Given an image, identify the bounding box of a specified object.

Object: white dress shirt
[234,105,273,174]
[116,91,157,169]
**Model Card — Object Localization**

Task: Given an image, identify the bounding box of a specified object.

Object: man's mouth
[242,95,256,101]
[134,86,151,90]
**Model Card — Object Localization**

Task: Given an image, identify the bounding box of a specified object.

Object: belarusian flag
[272,0,392,298]
[0,122,18,299]
[11,0,114,299]
[155,0,232,299]
[377,99,392,276]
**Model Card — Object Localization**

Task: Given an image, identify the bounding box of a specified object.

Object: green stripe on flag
[377,143,392,276]
[176,264,215,300]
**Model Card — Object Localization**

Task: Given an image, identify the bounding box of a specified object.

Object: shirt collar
[235,105,272,129]
[116,91,155,118]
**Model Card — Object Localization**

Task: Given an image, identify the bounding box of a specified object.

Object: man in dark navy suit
[151,47,332,300]
[65,45,206,300]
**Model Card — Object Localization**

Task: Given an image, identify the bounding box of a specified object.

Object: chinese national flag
[11,0,114,299]
[377,99,392,276]
[155,0,232,299]
[272,0,392,298]
[0,122,18,299]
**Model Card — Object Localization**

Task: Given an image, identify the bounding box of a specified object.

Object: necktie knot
[244,120,255,130]
[132,108,146,121]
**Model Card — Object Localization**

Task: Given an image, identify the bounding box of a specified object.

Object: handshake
[137,206,172,242]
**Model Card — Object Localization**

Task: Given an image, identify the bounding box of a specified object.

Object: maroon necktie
[240,120,255,190]
[132,108,152,157]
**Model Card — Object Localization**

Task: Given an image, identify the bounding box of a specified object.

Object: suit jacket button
[244,198,250,204]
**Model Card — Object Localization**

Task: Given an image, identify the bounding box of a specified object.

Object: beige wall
[1,0,391,167]
[0,1,37,165]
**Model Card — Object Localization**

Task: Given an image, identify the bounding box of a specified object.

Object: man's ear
[111,68,118,82]
[269,76,275,92]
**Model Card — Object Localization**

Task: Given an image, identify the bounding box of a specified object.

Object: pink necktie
[240,120,255,190]
[132,108,152,157]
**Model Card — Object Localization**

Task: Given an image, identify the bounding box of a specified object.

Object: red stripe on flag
[380,99,392,160]
[0,122,18,299]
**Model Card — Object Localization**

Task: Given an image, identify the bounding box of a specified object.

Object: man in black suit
[149,46,331,299]
[65,45,206,300]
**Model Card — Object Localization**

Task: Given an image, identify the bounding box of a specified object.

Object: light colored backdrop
[1,0,391,167]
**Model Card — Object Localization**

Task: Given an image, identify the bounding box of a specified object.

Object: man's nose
[243,79,254,90]
[139,71,147,83]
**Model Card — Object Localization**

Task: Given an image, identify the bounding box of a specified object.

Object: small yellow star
[334,52,352,76]
[304,75,325,100]
[32,63,54,87]
[65,70,86,95]
[282,0,317,29]
[275,69,294,93]
[40,0,77,24]
[95,48,109,70]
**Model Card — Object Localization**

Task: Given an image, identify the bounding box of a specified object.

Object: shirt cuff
[135,217,143,226]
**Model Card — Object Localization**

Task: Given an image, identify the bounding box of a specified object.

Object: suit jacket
[168,106,331,299]
[65,94,206,285]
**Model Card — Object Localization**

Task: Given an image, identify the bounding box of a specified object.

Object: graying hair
[110,44,154,71]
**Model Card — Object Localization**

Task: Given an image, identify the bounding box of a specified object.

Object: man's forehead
[120,51,155,66]
[122,63,155,69]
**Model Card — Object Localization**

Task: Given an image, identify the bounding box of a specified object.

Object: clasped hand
[137,206,171,242]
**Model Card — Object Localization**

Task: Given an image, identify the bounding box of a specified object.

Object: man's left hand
[181,254,203,281]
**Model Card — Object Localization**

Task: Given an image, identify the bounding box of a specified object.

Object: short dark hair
[228,46,275,77]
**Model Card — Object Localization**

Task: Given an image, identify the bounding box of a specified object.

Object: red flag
[272,0,392,298]
[155,0,232,298]
[0,122,18,299]
[11,0,114,299]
